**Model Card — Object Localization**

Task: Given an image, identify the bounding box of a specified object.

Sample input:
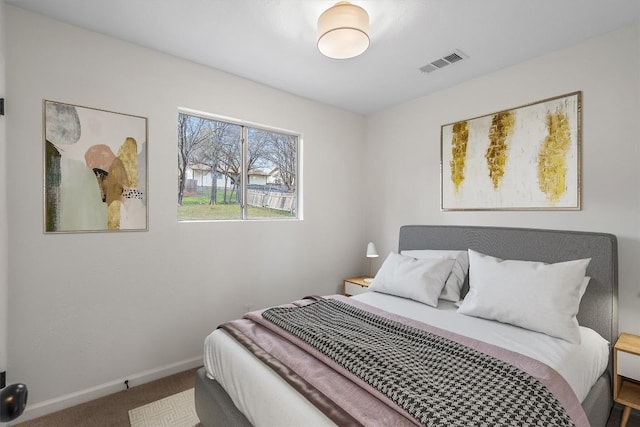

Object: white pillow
[401,250,469,302]
[370,253,455,307]
[457,249,591,344]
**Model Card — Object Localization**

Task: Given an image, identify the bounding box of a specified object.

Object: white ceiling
[6,0,640,114]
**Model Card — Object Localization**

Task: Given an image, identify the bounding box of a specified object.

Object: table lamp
[364,242,378,283]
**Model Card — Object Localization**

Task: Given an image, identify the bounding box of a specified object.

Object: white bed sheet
[203,292,610,427]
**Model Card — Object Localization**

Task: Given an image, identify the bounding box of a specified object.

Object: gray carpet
[609,405,640,427]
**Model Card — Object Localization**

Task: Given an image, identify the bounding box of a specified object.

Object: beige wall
[5,5,366,419]
[365,23,640,347]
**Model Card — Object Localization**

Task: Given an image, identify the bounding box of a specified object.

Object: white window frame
[178,107,303,221]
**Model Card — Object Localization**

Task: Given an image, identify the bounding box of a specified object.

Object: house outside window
[177,110,300,221]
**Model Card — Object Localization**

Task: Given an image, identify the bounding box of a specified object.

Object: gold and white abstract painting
[441,92,581,210]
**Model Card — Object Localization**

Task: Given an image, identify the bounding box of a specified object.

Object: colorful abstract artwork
[44,100,148,232]
[441,92,581,210]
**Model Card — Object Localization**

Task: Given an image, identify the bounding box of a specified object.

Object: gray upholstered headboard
[398,225,618,345]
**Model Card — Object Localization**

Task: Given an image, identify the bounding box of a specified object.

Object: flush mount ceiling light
[317,1,370,60]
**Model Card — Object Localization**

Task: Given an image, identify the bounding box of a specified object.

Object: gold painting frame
[441,91,581,211]
[43,100,148,233]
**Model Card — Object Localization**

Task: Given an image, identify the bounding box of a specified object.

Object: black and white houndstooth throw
[262,299,574,427]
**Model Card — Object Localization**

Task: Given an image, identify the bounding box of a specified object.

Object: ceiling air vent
[419,49,468,74]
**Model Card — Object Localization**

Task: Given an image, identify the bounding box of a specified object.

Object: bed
[195,225,618,427]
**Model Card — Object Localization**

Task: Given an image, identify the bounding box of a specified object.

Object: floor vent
[419,50,468,74]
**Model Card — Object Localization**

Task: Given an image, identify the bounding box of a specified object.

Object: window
[177,110,300,221]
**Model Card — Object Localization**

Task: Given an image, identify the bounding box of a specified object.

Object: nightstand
[343,276,371,296]
[614,333,640,427]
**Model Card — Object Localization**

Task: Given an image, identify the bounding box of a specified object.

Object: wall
[6,4,640,421]
[365,24,640,345]
[0,0,7,389]
[5,6,366,419]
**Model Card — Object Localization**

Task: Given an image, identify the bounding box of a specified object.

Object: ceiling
[6,0,640,114]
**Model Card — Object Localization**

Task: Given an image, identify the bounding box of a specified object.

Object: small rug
[128,388,200,427]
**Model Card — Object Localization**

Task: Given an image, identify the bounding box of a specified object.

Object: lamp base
[364,278,373,283]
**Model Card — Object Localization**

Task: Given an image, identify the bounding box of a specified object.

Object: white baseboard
[12,356,202,424]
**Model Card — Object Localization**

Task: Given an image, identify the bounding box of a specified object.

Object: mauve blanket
[219,295,589,427]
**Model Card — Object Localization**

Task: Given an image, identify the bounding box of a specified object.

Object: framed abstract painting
[441,91,581,211]
[43,100,148,232]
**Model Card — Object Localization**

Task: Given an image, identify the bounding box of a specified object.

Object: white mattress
[204,292,610,427]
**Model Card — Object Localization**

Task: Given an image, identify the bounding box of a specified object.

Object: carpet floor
[14,367,198,427]
[10,365,640,426]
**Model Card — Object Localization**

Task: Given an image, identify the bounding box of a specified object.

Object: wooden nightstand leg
[620,405,631,427]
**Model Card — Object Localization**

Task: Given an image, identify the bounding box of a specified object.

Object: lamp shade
[317,2,370,59]
[366,242,378,258]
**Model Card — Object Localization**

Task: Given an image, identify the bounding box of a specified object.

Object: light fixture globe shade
[317,2,370,59]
